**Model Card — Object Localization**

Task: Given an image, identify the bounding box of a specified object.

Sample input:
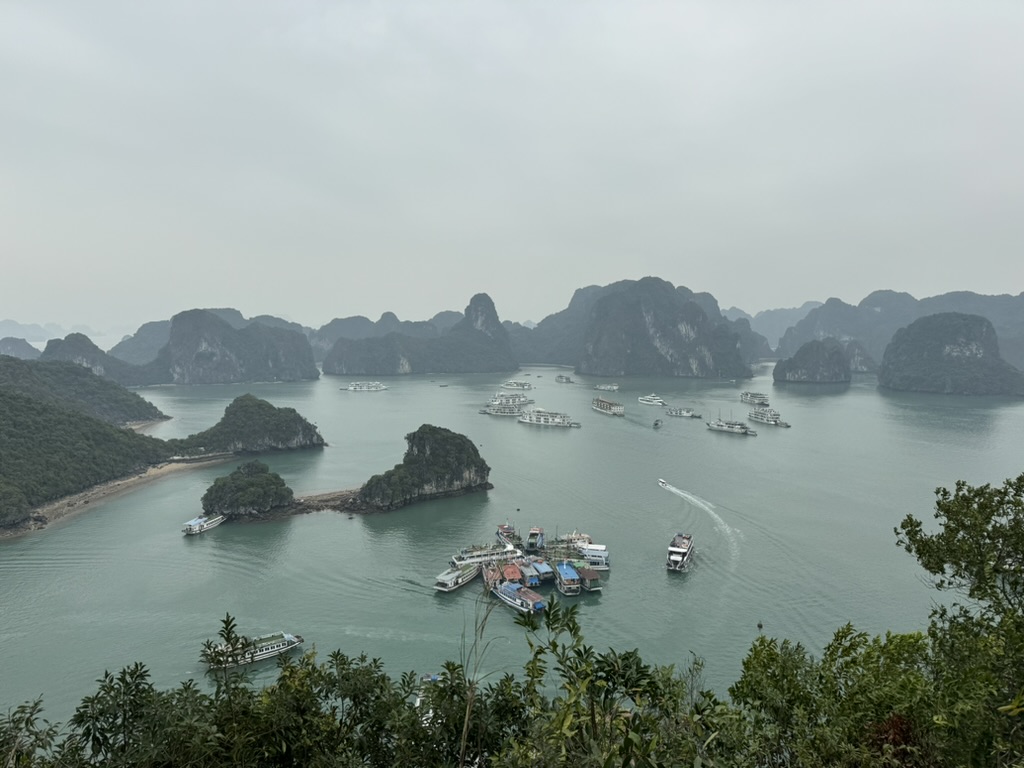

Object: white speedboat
[706,418,757,436]
[346,381,388,392]
[591,397,625,416]
[638,394,667,406]
[740,391,769,405]
[501,380,533,390]
[182,515,225,535]
[748,407,791,427]
[207,631,304,668]
[667,533,694,571]
[518,409,581,428]
[491,582,545,614]
[433,563,481,592]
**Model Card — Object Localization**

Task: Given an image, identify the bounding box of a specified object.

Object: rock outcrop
[0,338,41,360]
[878,313,1024,395]
[356,425,491,511]
[321,294,516,375]
[201,460,294,519]
[773,338,852,383]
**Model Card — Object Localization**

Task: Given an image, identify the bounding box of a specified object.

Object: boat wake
[657,479,740,561]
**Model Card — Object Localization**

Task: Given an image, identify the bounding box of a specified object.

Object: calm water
[3,366,1023,722]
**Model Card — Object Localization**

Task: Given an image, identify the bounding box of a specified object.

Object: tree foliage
[201,460,294,518]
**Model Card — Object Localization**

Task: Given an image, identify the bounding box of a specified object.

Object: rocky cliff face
[878,313,1024,395]
[358,424,492,511]
[40,333,167,385]
[576,277,753,378]
[773,338,852,383]
[321,294,516,375]
[0,338,41,360]
[161,310,319,384]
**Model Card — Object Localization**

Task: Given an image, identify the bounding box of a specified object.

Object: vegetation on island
[4,472,1022,766]
[201,460,294,519]
[359,424,491,510]
[0,358,325,531]
[772,337,852,383]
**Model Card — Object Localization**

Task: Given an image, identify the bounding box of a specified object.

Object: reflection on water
[2,368,1024,722]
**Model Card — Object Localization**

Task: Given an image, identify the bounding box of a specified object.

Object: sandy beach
[3,457,233,540]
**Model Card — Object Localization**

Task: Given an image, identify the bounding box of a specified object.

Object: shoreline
[2,456,235,540]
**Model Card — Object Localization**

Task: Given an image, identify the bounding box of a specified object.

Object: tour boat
[518,408,581,428]
[491,582,545,614]
[525,526,545,551]
[638,394,667,406]
[555,374,574,383]
[450,542,522,567]
[346,381,388,392]
[667,533,694,571]
[489,391,534,406]
[592,397,625,416]
[554,561,583,596]
[665,406,701,418]
[207,631,304,668]
[748,407,791,427]
[573,563,603,592]
[517,560,541,587]
[574,542,610,570]
[705,418,757,436]
[740,391,769,405]
[182,514,225,535]
[479,402,523,416]
[433,563,481,592]
[593,383,620,392]
[496,522,519,546]
[501,380,533,390]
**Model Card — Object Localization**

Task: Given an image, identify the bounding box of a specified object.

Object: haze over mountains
[2,279,1022,393]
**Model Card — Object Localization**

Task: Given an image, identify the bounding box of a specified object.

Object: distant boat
[501,380,533,390]
[638,394,667,406]
[665,406,701,419]
[706,418,757,436]
[346,381,388,392]
[594,383,620,392]
[740,391,769,405]
[182,515,225,535]
[555,374,575,384]
[653,419,663,429]
[206,631,304,668]
[592,397,625,416]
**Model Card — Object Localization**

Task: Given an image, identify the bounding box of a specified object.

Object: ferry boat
[182,514,225,535]
[575,542,610,570]
[479,402,523,416]
[526,526,545,551]
[450,542,522,567]
[489,391,534,406]
[555,374,574,383]
[433,562,481,592]
[207,631,304,668]
[592,397,625,416]
[501,380,533,391]
[638,394,667,406]
[554,561,582,596]
[491,582,546,614]
[706,418,757,436]
[665,406,701,418]
[748,407,791,427]
[667,533,694,571]
[346,381,388,392]
[740,391,769,405]
[594,383,620,392]
[518,409,581,428]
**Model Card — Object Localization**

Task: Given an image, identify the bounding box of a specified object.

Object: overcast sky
[2,1,1022,336]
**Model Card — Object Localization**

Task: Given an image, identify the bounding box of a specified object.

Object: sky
[2,1,1023,337]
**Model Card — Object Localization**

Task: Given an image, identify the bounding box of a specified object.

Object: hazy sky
[3,1,1023,336]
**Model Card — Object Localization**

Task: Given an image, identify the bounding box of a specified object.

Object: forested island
[2,472,1022,766]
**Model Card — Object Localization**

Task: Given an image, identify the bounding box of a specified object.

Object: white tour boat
[346,381,388,392]
[182,514,225,535]
[450,542,522,567]
[667,533,694,571]
[489,391,534,406]
[705,418,757,436]
[433,562,481,592]
[740,391,769,405]
[593,383,620,392]
[491,582,546,614]
[207,631,304,668]
[574,542,610,570]
[518,408,581,428]
[665,406,701,418]
[479,402,522,416]
[638,394,667,406]
[748,407,791,427]
[501,380,533,390]
[591,397,625,416]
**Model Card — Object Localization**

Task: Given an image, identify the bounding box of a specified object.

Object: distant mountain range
[3,281,1022,388]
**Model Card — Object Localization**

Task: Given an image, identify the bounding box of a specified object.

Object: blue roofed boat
[555,561,582,596]
[531,560,555,582]
[491,582,546,614]
[518,561,541,587]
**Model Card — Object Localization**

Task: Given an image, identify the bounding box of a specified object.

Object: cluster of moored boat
[480,385,582,428]
[434,525,610,614]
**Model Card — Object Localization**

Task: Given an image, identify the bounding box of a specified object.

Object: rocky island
[773,338,853,383]
[878,312,1024,395]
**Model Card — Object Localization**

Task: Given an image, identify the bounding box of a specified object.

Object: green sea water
[3,365,1023,721]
